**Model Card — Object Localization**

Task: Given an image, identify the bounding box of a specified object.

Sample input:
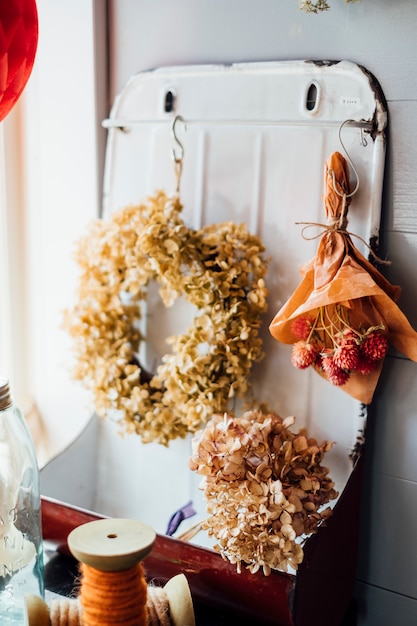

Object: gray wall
[108,2,417,623]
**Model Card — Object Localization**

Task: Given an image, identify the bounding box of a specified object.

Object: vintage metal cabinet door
[97,59,386,525]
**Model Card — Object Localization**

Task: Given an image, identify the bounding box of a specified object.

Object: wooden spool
[68,518,195,626]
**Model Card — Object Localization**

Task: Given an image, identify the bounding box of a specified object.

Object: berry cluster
[290,306,388,387]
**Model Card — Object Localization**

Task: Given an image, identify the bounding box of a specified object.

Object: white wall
[106,1,417,624]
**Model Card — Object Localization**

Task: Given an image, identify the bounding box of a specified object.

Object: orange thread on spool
[65,519,195,626]
[78,561,148,626]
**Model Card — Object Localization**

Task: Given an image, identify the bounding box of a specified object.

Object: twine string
[147,587,172,626]
[49,597,83,626]
[47,568,174,626]
[174,158,183,194]
[295,193,390,266]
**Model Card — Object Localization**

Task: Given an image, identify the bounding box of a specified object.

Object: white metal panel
[44,60,388,539]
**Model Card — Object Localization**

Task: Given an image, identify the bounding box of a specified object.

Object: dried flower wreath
[64,191,269,445]
[189,409,338,575]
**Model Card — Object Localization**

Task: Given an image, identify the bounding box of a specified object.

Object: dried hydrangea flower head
[189,409,338,575]
[64,191,269,445]
[299,0,360,12]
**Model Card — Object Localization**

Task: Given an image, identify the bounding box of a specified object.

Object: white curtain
[0,0,107,465]
[0,111,29,408]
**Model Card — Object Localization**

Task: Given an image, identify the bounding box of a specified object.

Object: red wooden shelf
[41,455,362,626]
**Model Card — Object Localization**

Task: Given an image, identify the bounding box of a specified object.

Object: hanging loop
[171,115,186,193]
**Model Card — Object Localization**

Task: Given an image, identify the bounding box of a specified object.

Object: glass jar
[0,375,44,624]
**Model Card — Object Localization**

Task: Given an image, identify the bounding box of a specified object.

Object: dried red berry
[291,341,319,369]
[361,331,388,362]
[321,351,350,386]
[291,316,314,341]
[333,341,360,370]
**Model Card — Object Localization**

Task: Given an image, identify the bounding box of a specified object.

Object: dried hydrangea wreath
[189,409,338,575]
[64,191,269,445]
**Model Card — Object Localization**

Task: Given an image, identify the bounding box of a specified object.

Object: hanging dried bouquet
[269,151,417,404]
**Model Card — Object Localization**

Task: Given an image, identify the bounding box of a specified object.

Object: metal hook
[171,115,186,163]
[360,128,368,148]
[331,119,360,198]
[171,115,186,193]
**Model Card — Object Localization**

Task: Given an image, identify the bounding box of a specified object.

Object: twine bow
[295,217,390,266]
[295,158,389,265]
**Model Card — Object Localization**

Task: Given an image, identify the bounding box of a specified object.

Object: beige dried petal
[280,510,292,525]
[293,435,308,452]
[248,481,264,497]
[281,524,296,541]
[288,494,304,512]
[282,415,296,429]
[300,479,313,491]
[271,491,285,507]
[163,239,179,254]
[255,463,273,481]
[303,501,316,512]
[222,461,244,480]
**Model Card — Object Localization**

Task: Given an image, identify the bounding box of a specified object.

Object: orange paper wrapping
[269,151,417,404]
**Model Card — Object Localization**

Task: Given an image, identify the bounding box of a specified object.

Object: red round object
[0,0,38,122]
